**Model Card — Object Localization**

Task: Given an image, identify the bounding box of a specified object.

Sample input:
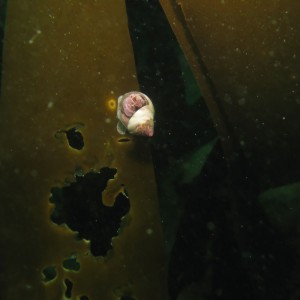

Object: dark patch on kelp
[50,167,130,256]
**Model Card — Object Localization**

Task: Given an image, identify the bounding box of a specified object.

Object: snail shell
[116,91,155,137]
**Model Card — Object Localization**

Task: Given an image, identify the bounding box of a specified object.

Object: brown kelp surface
[0,1,168,299]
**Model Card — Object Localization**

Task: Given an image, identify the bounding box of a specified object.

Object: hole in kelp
[54,123,85,150]
[120,296,136,300]
[42,266,57,282]
[118,138,131,143]
[64,278,73,298]
[65,127,84,150]
[49,167,130,256]
[80,296,89,300]
[62,254,80,271]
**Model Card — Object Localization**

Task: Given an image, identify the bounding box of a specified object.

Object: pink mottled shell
[122,92,148,117]
[117,91,155,137]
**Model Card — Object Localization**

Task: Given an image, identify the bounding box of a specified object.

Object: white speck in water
[47,101,54,109]
[207,221,216,231]
[273,60,281,68]
[146,228,153,235]
[215,288,223,296]
[30,170,38,177]
[282,116,286,120]
[28,28,42,44]
[238,98,246,106]
[224,94,232,104]
[105,118,111,124]
[271,19,277,25]
[24,284,33,290]
[268,50,275,57]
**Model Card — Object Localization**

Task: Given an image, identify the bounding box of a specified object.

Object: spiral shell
[116,91,155,137]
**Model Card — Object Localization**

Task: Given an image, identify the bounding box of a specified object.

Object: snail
[116,91,155,137]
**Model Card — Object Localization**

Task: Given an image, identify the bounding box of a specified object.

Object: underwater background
[1,0,300,299]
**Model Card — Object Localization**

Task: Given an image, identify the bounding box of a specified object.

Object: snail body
[117,91,155,137]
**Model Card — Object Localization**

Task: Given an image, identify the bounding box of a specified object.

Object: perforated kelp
[0,1,168,299]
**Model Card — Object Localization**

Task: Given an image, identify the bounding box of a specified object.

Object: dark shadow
[0,0,8,94]
[126,1,300,299]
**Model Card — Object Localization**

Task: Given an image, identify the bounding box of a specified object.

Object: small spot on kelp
[62,255,80,271]
[42,266,57,282]
[118,138,131,143]
[64,278,73,298]
[49,167,130,256]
